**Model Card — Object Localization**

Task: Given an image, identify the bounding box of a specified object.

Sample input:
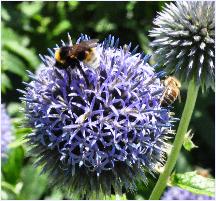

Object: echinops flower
[149,1,215,90]
[1,104,13,160]
[161,187,215,200]
[20,34,176,198]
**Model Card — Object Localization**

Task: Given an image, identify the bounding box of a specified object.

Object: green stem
[149,79,199,200]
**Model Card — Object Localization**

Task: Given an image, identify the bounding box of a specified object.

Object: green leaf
[4,41,39,69]
[2,51,28,79]
[11,117,32,139]
[56,2,67,19]
[1,188,14,200]
[95,18,116,33]
[1,73,12,93]
[183,129,198,151]
[52,20,71,36]
[126,1,136,12]
[44,188,64,200]
[15,127,32,136]
[9,138,28,149]
[126,1,136,19]
[109,194,127,200]
[18,1,43,17]
[1,181,19,200]
[68,1,79,11]
[1,26,29,47]
[2,147,25,185]
[88,193,127,200]
[36,16,51,33]
[18,165,48,200]
[7,102,22,117]
[1,7,11,21]
[170,171,215,197]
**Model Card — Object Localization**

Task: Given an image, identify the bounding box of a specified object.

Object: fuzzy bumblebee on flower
[19,34,176,198]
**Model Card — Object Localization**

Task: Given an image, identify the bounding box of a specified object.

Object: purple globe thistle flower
[161,187,215,200]
[149,1,215,90]
[19,34,176,198]
[1,104,13,160]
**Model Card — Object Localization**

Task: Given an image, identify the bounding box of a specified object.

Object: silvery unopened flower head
[161,187,215,200]
[149,1,215,90]
[1,104,13,160]
[20,34,176,198]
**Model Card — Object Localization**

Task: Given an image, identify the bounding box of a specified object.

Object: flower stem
[149,79,199,200]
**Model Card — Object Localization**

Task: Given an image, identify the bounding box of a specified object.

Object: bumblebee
[55,39,99,86]
[160,76,181,106]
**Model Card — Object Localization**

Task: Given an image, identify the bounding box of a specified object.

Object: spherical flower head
[161,187,215,200]
[20,34,175,198]
[1,104,13,160]
[149,1,215,90]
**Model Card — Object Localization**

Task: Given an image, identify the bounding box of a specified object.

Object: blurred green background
[1,1,214,200]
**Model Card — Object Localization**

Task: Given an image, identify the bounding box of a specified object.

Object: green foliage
[1,1,214,200]
[170,171,215,197]
[44,188,64,200]
[1,73,12,93]
[1,15,39,94]
[18,165,48,200]
[183,130,198,151]
[109,194,127,200]
[1,181,23,200]
[2,165,48,200]
[7,102,22,117]
[2,147,25,185]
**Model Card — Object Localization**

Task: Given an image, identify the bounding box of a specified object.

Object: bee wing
[70,39,99,55]
[79,39,99,48]
[159,88,168,105]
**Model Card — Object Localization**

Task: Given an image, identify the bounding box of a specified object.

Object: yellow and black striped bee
[160,76,181,106]
[55,39,99,86]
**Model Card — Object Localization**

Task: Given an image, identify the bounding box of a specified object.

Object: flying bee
[54,39,99,86]
[160,76,181,106]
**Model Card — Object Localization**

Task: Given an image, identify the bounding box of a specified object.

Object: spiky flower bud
[161,187,215,200]
[20,34,176,198]
[149,1,215,90]
[1,104,13,160]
